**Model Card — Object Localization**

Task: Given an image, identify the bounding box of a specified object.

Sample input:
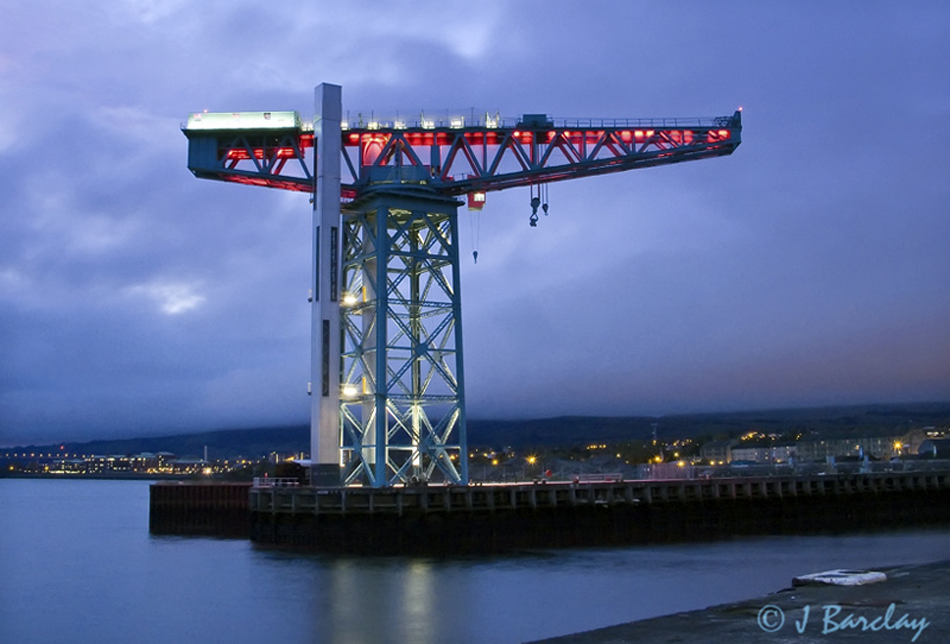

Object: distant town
[3,417,948,482]
[0,449,272,479]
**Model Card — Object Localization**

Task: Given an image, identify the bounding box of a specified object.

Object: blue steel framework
[339,188,466,486]
[182,85,742,487]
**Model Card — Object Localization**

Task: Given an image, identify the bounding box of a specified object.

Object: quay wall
[149,481,250,537]
[249,470,950,554]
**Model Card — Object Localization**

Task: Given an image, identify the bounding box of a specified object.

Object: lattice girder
[346,116,742,196]
[338,189,467,486]
[184,110,741,200]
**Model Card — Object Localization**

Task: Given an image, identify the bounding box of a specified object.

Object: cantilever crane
[183,83,741,488]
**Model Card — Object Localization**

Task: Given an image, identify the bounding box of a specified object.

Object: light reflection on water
[2,478,949,644]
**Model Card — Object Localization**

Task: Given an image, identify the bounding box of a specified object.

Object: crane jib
[182,110,741,202]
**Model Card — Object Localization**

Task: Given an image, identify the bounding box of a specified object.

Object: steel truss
[184,112,741,201]
[338,190,467,486]
[342,112,742,197]
[187,130,314,192]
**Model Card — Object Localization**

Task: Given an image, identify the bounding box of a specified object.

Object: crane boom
[183,110,741,200]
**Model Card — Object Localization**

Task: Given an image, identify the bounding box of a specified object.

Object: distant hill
[5,402,949,459]
[7,425,311,461]
[653,401,950,440]
[471,401,950,448]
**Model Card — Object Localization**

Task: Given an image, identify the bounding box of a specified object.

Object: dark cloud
[1,0,948,445]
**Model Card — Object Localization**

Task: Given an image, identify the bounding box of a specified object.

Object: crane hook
[530,195,541,227]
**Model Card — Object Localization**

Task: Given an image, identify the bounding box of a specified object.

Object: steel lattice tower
[339,188,467,485]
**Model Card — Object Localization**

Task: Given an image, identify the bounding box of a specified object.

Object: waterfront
[2,479,950,644]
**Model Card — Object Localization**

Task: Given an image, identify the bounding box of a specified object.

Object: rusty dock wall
[248,470,950,554]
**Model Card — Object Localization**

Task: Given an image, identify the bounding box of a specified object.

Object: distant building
[730,446,771,463]
[918,439,950,459]
[923,427,949,441]
[702,428,930,464]
[796,428,925,461]
[700,440,736,464]
[771,444,797,463]
[728,444,797,464]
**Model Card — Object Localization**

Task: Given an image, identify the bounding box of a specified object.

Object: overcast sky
[1,1,948,446]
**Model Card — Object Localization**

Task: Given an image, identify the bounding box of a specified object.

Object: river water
[2,478,948,644]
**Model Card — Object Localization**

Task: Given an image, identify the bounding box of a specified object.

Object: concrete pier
[528,559,950,643]
[247,470,950,554]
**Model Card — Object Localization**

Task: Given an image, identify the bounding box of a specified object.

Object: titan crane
[183,83,741,488]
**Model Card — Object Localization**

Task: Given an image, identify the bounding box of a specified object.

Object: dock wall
[149,482,251,537]
[248,470,950,554]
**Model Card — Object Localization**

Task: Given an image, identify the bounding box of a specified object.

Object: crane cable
[469,209,480,264]
[529,183,550,227]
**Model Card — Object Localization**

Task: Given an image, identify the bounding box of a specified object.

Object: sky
[1,1,949,446]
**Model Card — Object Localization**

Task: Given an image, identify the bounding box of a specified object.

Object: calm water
[2,479,949,644]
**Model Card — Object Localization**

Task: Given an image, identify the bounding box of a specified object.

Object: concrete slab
[528,559,950,644]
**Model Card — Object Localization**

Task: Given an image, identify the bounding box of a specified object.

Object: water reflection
[401,560,436,644]
[293,557,446,644]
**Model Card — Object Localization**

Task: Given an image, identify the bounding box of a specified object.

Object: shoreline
[0,473,241,482]
[528,559,950,643]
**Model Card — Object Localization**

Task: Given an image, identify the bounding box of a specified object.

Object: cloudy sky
[1,1,948,445]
